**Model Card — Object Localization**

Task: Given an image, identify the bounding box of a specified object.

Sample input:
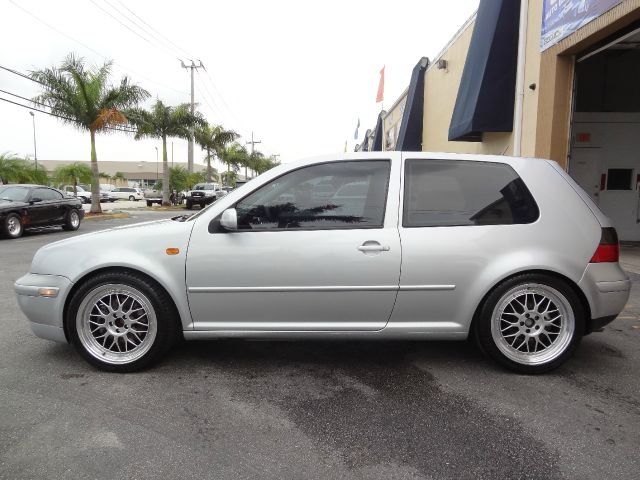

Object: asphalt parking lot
[1,212,639,480]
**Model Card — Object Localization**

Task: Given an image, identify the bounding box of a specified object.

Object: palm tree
[0,152,28,184]
[221,170,237,187]
[128,100,203,206]
[99,171,112,184]
[194,123,238,182]
[219,142,248,175]
[31,54,149,213]
[0,152,48,184]
[53,162,94,197]
[112,171,126,186]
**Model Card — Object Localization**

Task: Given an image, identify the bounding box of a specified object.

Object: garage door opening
[568,25,640,240]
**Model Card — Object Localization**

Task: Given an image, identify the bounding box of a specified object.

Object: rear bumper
[578,263,631,330]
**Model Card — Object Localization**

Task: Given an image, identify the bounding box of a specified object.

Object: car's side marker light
[166,248,180,255]
[38,288,59,298]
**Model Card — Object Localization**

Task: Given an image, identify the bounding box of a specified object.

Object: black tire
[475,273,585,374]
[129,195,135,201]
[2,213,23,239]
[66,271,180,372]
[83,197,90,204]
[146,200,153,207]
[62,209,81,231]
[186,200,193,210]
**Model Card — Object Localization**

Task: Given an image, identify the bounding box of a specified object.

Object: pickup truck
[143,189,162,207]
[185,183,226,209]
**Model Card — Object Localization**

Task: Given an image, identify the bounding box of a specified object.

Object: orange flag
[376,66,385,103]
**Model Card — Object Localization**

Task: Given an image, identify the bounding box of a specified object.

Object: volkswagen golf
[14,153,631,373]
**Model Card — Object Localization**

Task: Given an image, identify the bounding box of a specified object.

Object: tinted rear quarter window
[403,159,539,227]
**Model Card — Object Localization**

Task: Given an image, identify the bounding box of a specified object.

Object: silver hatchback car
[14,153,631,373]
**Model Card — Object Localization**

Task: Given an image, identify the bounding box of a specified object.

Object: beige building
[37,160,207,187]
[360,0,640,239]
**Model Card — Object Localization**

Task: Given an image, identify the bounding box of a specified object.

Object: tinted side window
[33,188,63,201]
[236,160,390,230]
[403,160,539,227]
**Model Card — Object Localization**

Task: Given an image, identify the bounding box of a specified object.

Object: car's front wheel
[67,271,179,372]
[129,195,135,201]
[2,213,23,239]
[475,274,584,374]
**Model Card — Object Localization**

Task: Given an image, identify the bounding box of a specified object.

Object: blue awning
[371,111,385,151]
[448,0,521,142]
[396,57,429,151]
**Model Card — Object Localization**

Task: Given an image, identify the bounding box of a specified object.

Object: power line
[194,68,223,119]
[200,64,250,138]
[88,0,177,61]
[114,0,194,59]
[0,95,136,134]
[7,0,189,97]
[0,64,44,85]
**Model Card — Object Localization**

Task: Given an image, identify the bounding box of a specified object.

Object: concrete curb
[83,212,130,221]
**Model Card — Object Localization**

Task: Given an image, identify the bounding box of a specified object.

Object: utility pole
[29,111,37,171]
[180,60,204,172]
[245,131,261,180]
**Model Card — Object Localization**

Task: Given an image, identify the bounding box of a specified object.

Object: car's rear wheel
[63,209,81,231]
[475,274,584,374]
[67,271,179,372]
[3,213,23,239]
[186,200,193,210]
[146,200,153,207]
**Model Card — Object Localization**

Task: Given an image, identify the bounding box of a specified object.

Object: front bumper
[14,273,73,343]
[578,263,631,331]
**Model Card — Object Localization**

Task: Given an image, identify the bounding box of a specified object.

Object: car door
[390,154,540,333]
[28,188,63,225]
[185,156,402,331]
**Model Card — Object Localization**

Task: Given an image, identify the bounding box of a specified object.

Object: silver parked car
[14,153,630,373]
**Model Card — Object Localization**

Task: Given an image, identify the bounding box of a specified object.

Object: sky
[0,0,479,171]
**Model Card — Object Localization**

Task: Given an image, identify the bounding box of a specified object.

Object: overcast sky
[0,0,479,170]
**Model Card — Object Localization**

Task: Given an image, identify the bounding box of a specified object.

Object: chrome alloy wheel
[491,284,574,365]
[70,210,80,228]
[76,284,157,365]
[7,216,22,236]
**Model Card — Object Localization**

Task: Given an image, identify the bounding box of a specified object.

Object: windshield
[0,186,30,202]
[193,183,216,191]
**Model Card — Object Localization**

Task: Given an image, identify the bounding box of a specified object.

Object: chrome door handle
[357,243,390,252]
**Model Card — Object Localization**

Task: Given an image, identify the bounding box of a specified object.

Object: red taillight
[590,227,619,263]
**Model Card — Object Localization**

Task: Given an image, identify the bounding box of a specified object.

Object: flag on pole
[376,66,385,103]
[354,118,360,140]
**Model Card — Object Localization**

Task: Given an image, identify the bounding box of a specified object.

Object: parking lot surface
[1,212,639,479]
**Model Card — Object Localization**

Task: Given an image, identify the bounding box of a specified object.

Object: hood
[31,217,196,276]
[0,200,28,211]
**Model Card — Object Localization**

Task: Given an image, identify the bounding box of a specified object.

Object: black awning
[396,57,429,151]
[371,111,385,151]
[448,0,521,142]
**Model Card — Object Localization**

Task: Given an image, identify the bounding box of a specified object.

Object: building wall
[421,17,512,155]
[382,91,407,151]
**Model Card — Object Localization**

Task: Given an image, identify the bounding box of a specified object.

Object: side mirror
[220,208,238,231]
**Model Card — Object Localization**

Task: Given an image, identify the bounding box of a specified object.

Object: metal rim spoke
[491,283,575,366]
[77,283,157,365]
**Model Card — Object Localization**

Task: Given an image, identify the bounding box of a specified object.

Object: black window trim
[31,187,63,202]
[401,158,540,229]
[211,159,393,233]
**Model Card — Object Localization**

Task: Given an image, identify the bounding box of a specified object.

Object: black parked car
[0,184,84,239]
